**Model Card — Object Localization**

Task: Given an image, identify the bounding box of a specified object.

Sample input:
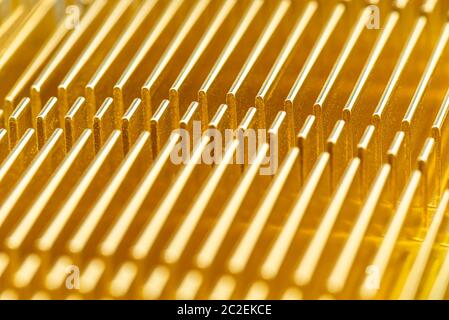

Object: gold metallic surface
[0,0,449,300]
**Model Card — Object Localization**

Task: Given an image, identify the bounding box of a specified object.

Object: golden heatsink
[0,0,449,300]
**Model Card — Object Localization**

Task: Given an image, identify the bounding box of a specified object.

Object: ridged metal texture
[0,0,448,299]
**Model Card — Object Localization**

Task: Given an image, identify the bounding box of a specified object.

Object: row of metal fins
[0,0,449,299]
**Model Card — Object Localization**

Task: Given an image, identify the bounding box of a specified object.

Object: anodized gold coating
[0,0,449,300]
